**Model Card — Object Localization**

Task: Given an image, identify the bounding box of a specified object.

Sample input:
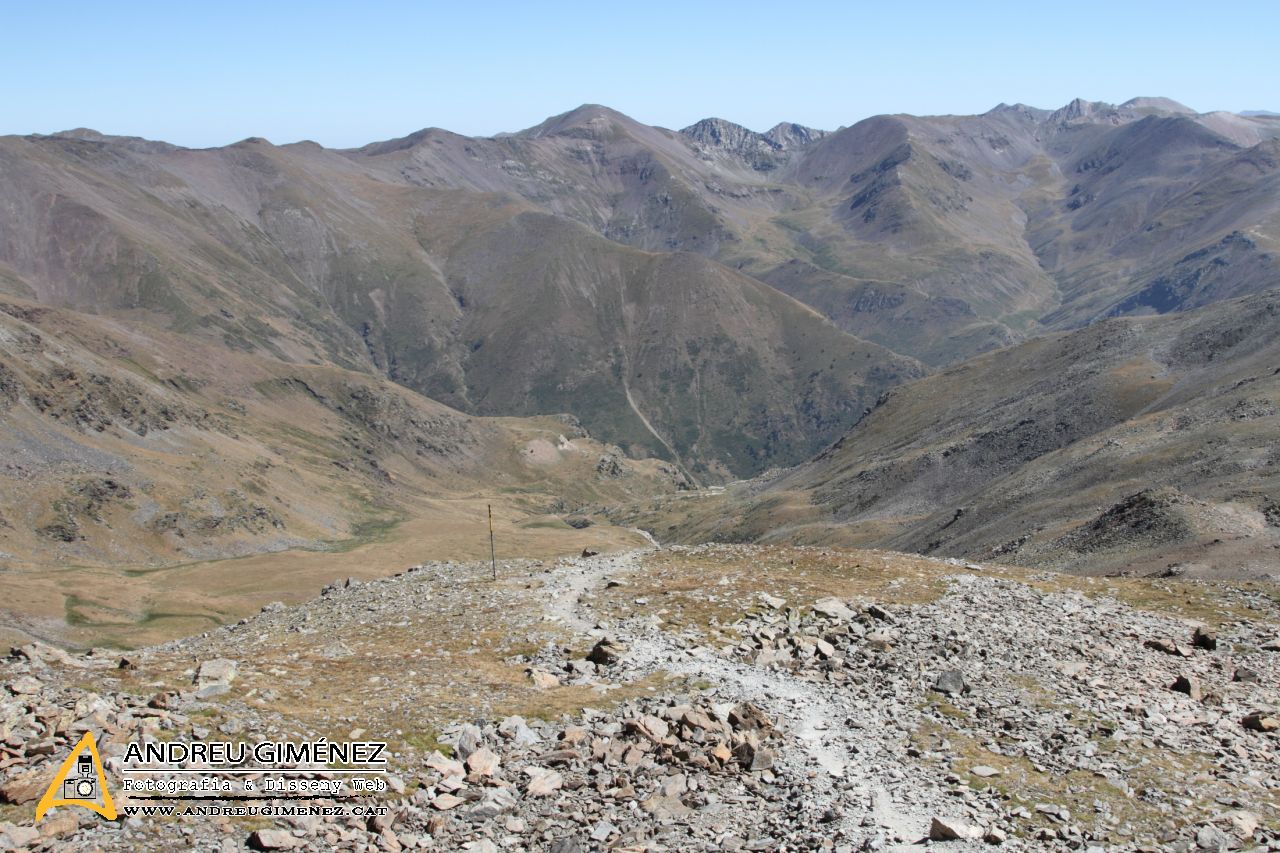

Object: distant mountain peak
[1050,98,1114,123]
[680,118,825,152]
[984,103,1050,120]
[682,117,773,149]
[518,104,638,139]
[1120,96,1196,115]
[51,127,111,140]
[763,122,827,149]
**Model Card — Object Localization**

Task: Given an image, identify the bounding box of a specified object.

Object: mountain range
[0,95,1278,602]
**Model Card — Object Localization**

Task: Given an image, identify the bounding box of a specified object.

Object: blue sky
[4,1,1277,148]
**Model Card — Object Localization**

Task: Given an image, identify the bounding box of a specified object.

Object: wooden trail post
[488,504,497,581]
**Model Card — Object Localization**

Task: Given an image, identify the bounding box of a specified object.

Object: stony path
[538,548,980,850]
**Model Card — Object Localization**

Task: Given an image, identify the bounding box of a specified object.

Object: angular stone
[1241,713,1279,732]
[587,637,628,666]
[626,715,669,742]
[467,787,517,821]
[6,676,41,695]
[680,709,718,732]
[1144,638,1192,657]
[465,746,499,777]
[0,824,41,849]
[929,816,975,841]
[641,794,692,820]
[195,683,230,699]
[525,768,563,796]
[812,597,855,621]
[425,750,465,779]
[248,828,303,850]
[727,702,772,732]
[527,668,561,689]
[1172,674,1203,701]
[1192,625,1217,651]
[1196,824,1229,850]
[0,770,47,805]
[195,658,238,688]
[498,715,541,746]
[934,669,968,696]
[454,724,482,760]
[1221,809,1259,838]
[431,793,465,810]
[866,604,894,622]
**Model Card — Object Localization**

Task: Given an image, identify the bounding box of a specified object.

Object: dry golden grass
[1,499,650,650]
[594,545,953,635]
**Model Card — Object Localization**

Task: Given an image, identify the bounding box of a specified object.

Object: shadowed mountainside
[353,99,1280,365]
[0,130,919,481]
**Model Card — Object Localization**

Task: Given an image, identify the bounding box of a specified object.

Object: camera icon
[62,755,97,800]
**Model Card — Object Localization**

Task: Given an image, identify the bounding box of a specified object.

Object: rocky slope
[610,290,1280,579]
[1,544,1277,851]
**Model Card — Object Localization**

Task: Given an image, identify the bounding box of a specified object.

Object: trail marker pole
[488,504,497,581]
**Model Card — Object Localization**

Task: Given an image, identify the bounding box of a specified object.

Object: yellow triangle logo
[35,731,117,822]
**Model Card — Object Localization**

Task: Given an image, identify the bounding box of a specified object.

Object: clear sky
[4,0,1277,148]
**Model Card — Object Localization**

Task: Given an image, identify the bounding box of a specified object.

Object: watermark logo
[35,731,117,822]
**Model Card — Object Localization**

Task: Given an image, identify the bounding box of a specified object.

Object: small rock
[812,597,855,621]
[1145,638,1192,657]
[465,747,499,777]
[431,793,465,810]
[467,787,517,821]
[525,768,564,796]
[934,669,968,696]
[587,637,628,666]
[248,829,303,850]
[0,770,48,805]
[194,658,238,699]
[1220,809,1259,838]
[0,824,41,849]
[929,816,975,841]
[1241,712,1279,732]
[1196,823,1229,851]
[866,604,894,622]
[1233,667,1260,683]
[6,676,41,695]
[454,724,483,760]
[1172,674,1204,702]
[1192,626,1217,651]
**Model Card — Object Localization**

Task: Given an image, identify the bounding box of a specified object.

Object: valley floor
[1,544,1278,851]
